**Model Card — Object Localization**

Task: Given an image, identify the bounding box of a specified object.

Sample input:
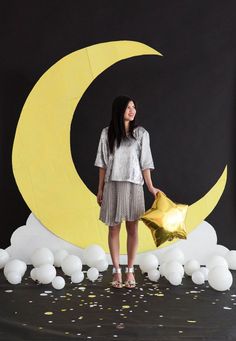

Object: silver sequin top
[94,126,155,185]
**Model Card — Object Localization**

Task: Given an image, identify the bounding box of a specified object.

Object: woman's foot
[111,267,123,288]
[124,267,136,288]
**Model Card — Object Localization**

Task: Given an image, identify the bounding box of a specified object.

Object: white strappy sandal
[111,267,123,289]
[124,267,136,288]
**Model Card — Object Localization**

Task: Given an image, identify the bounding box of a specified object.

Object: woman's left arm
[142,169,160,198]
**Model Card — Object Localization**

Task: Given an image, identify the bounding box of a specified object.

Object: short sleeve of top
[94,128,109,169]
[139,130,155,171]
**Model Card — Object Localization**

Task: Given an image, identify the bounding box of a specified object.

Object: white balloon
[10,225,27,245]
[159,262,166,277]
[31,247,54,267]
[139,253,159,273]
[199,266,209,280]
[4,259,27,277]
[184,259,200,276]
[83,244,106,267]
[224,250,236,270]
[167,272,182,285]
[52,276,65,290]
[61,255,82,276]
[6,271,22,285]
[54,249,69,267]
[93,258,108,272]
[210,244,229,257]
[162,248,185,265]
[37,264,57,284]
[147,269,160,282]
[71,270,84,283]
[206,255,228,270]
[87,267,99,282]
[192,270,205,285]
[0,249,10,269]
[208,266,233,291]
[165,261,184,278]
[30,268,38,281]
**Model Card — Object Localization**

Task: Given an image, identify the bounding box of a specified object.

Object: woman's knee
[109,224,121,237]
[126,221,138,236]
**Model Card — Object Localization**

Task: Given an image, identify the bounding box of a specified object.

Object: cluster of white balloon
[139,248,235,291]
[0,245,108,290]
[1,245,235,292]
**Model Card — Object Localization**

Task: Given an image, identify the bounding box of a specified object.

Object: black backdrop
[1,1,236,249]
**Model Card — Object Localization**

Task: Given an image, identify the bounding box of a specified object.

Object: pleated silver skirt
[99,181,146,226]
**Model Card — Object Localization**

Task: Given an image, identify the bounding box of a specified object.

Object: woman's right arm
[97,167,106,206]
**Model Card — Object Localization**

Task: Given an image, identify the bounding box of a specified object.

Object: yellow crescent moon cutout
[12,40,227,254]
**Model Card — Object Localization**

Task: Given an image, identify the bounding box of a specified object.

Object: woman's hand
[97,189,103,206]
[148,186,162,198]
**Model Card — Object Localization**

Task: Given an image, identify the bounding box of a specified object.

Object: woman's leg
[125,220,139,283]
[126,219,139,267]
[108,223,122,285]
[108,223,121,267]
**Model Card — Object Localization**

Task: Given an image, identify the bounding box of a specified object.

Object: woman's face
[123,101,136,121]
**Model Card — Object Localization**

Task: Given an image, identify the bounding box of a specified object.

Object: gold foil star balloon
[140,191,188,247]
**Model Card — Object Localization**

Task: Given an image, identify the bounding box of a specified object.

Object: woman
[94,95,160,289]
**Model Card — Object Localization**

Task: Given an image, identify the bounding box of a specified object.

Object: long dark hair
[108,95,139,154]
